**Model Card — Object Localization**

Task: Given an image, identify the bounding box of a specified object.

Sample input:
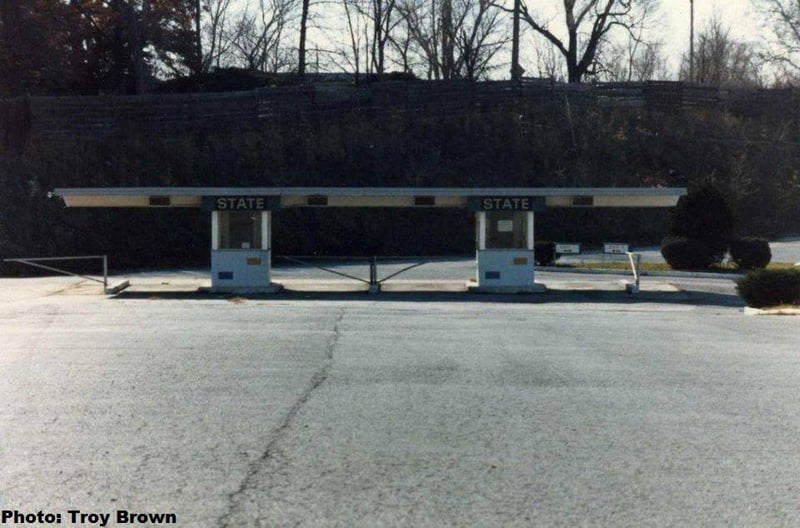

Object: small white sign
[604,243,629,254]
[497,220,514,232]
[555,243,581,255]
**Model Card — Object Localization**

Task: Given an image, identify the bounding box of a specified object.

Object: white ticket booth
[207,196,276,292]
[474,196,544,292]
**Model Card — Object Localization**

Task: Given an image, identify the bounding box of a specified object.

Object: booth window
[217,211,263,249]
[485,211,528,249]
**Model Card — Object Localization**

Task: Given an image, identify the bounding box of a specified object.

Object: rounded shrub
[729,237,771,270]
[534,241,556,266]
[660,236,713,270]
[669,184,737,265]
[736,269,800,308]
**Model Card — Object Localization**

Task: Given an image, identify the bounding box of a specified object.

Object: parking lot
[1,265,799,526]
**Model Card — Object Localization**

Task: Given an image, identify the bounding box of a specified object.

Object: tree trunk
[566,26,580,83]
[127,0,146,94]
[298,0,310,81]
[441,0,453,78]
[194,0,203,76]
[68,0,86,92]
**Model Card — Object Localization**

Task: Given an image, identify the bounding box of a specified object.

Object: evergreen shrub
[660,236,713,270]
[736,269,800,307]
[534,241,556,266]
[729,237,772,270]
[668,184,737,265]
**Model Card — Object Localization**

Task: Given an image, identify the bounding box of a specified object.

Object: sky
[659,0,762,72]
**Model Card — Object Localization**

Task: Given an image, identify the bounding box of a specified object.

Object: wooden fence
[0,79,797,153]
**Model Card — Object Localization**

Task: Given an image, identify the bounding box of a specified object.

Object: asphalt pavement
[1,269,799,527]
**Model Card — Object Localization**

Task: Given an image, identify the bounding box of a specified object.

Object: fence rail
[2,79,799,152]
[276,255,469,290]
[3,255,108,290]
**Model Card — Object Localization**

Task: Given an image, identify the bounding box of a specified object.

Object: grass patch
[765,262,798,270]
[555,261,673,272]
[555,261,796,273]
[765,305,800,314]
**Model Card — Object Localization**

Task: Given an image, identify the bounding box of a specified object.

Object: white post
[211,211,220,250]
[475,211,486,285]
[477,211,486,250]
[527,211,534,250]
[261,211,270,250]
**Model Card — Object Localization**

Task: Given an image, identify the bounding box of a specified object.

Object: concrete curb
[743,306,800,316]
[104,280,130,294]
[538,266,744,281]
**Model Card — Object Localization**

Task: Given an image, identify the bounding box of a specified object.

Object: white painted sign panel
[497,220,514,232]
[604,243,629,254]
[555,243,581,254]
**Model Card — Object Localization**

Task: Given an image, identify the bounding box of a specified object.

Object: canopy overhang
[51,187,686,209]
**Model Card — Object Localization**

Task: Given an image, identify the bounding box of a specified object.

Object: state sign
[470,196,544,211]
[202,196,279,211]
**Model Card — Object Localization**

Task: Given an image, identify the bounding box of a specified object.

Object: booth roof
[52,187,686,198]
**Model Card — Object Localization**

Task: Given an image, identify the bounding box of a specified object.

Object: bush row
[534,241,556,266]
[736,269,800,308]
[661,236,772,271]
[729,237,772,270]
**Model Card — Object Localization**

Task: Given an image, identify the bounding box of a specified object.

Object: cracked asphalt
[2,273,800,527]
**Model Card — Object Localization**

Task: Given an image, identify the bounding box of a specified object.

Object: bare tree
[335,0,402,78]
[500,0,659,83]
[230,0,297,72]
[397,0,441,78]
[532,37,566,80]
[755,0,800,81]
[595,0,665,81]
[398,0,508,80]
[678,17,762,87]
[201,0,235,71]
[455,0,509,79]
[387,13,416,73]
[333,0,370,81]
[371,0,405,75]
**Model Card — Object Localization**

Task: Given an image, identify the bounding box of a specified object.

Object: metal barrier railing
[279,255,372,284]
[275,255,467,287]
[3,255,108,289]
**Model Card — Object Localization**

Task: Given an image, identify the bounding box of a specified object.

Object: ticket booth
[207,196,276,292]
[474,196,544,292]
[51,186,686,295]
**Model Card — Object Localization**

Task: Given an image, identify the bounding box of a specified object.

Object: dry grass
[556,261,796,274]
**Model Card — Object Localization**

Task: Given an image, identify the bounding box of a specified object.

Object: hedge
[534,241,556,266]
[736,269,800,308]
[661,237,713,270]
[729,237,771,270]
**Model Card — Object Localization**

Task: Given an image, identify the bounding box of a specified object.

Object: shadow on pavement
[110,288,745,308]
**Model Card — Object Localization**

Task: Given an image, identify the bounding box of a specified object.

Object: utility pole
[689,0,694,82]
[511,0,521,80]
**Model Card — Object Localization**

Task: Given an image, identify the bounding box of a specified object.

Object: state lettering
[212,196,270,210]
[479,196,533,211]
